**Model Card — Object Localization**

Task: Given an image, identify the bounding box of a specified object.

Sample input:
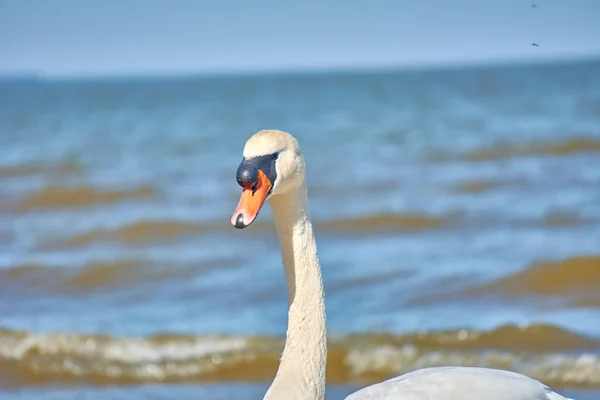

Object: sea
[0,59,599,399]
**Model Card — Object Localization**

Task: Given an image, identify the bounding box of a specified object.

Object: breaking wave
[0,324,599,388]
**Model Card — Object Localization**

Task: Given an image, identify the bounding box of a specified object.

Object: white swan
[230,129,571,400]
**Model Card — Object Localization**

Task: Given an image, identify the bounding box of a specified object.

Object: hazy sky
[1,0,600,77]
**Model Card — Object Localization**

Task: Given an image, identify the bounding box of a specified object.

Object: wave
[0,324,598,388]
[507,211,593,230]
[40,209,594,252]
[535,211,590,228]
[0,160,82,179]
[0,258,232,293]
[465,255,600,307]
[16,185,156,211]
[39,213,452,250]
[413,256,600,309]
[452,178,522,193]
[44,220,211,248]
[431,137,600,162]
[3,255,597,303]
[316,213,452,233]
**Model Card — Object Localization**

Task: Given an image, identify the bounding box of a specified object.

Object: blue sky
[1,0,600,77]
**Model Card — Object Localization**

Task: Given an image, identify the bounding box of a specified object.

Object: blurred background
[1,0,599,399]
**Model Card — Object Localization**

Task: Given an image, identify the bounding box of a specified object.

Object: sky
[1,0,600,77]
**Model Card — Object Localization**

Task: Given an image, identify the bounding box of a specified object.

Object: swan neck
[264,183,327,400]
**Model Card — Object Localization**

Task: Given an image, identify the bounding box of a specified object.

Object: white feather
[344,366,572,400]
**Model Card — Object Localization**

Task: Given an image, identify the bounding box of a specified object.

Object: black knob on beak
[236,160,258,189]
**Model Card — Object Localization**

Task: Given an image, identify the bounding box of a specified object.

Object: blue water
[0,59,599,397]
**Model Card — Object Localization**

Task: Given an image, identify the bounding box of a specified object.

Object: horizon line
[1,54,599,82]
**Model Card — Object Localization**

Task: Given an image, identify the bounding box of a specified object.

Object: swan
[230,129,571,400]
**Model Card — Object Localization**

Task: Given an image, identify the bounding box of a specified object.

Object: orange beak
[231,169,272,229]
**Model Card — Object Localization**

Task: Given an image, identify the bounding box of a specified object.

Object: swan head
[231,129,305,229]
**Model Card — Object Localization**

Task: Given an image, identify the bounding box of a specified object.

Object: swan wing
[344,366,571,400]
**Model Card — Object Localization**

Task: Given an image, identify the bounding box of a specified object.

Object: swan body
[230,129,571,400]
[345,366,569,400]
